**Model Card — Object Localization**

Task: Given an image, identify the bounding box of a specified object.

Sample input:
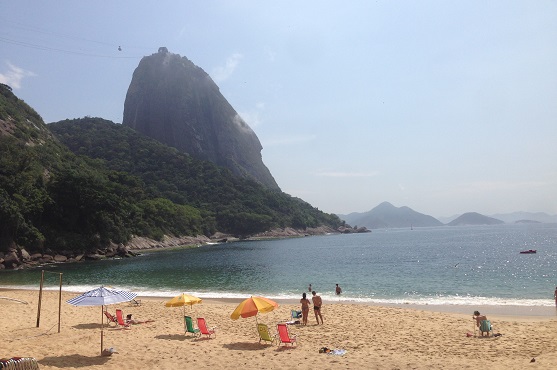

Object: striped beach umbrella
[67,286,137,356]
[67,286,137,306]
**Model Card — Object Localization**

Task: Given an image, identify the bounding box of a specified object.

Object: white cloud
[313,171,379,178]
[211,53,243,82]
[0,62,36,89]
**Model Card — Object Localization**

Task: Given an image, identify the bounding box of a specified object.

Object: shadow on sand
[154,334,191,341]
[40,354,111,368]
[223,342,297,352]
[223,342,268,351]
[72,323,101,330]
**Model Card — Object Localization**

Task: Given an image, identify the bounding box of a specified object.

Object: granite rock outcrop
[123,47,279,190]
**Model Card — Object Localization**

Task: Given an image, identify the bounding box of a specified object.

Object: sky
[1,1,556,218]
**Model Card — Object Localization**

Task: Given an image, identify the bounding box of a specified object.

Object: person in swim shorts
[312,290,323,324]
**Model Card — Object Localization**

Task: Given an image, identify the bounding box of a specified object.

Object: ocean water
[1,223,556,307]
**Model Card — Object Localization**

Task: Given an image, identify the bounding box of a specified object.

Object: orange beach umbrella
[230,296,278,320]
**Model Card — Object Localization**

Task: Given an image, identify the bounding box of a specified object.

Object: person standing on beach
[554,287,557,306]
[300,292,311,325]
[335,284,342,295]
[312,291,323,325]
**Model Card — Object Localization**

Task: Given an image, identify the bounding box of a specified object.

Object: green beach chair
[480,320,493,337]
[184,315,200,337]
[257,323,276,345]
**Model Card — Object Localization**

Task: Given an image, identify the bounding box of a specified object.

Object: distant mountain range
[338,202,557,229]
[438,211,557,224]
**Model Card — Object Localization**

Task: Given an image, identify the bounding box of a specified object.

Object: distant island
[336,202,556,229]
[446,212,504,226]
[338,202,443,229]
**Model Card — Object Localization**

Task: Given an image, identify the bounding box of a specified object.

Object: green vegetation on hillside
[0,84,341,254]
[49,117,341,237]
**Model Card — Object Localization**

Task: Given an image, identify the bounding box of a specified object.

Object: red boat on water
[519,249,537,254]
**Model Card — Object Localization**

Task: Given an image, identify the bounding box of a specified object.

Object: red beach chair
[115,309,131,328]
[277,323,297,346]
[104,311,118,327]
[197,317,216,338]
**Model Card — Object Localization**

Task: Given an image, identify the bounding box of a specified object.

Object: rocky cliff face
[122,47,280,190]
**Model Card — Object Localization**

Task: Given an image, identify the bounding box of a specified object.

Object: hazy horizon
[336,201,557,221]
[1,1,556,217]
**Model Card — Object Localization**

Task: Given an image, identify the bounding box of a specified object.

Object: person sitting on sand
[300,292,311,325]
[312,291,323,325]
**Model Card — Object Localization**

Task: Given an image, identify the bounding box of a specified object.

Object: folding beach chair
[291,310,302,319]
[104,311,118,327]
[257,323,277,345]
[480,320,493,337]
[277,323,297,346]
[184,316,200,337]
[197,317,216,338]
[115,309,131,328]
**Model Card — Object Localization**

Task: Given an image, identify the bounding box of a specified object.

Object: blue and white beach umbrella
[67,286,137,307]
[67,286,137,355]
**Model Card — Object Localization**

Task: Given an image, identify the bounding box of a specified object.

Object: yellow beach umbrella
[165,293,202,316]
[230,296,279,320]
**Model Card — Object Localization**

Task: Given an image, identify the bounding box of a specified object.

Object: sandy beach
[2,289,557,370]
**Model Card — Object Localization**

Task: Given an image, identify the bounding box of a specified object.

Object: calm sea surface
[1,224,556,307]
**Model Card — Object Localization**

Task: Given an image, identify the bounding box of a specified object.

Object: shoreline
[3,287,555,320]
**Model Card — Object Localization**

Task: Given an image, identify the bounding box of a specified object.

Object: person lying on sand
[126,314,154,324]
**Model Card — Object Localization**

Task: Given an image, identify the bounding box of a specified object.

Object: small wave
[2,285,555,307]
[3,284,554,307]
